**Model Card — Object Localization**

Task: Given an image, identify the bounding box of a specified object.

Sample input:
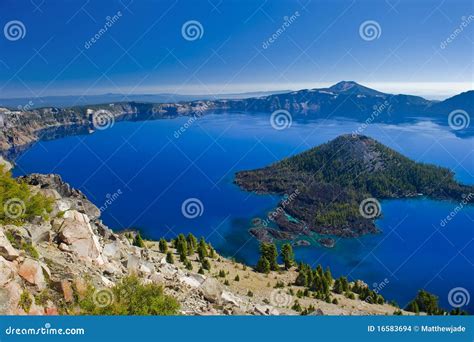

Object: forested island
[235,134,473,242]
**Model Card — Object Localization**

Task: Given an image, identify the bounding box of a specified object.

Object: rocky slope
[0,172,406,316]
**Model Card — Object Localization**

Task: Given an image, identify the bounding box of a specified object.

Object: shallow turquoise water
[13,113,474,311]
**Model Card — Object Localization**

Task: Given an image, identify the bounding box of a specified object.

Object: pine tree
[281,243,294,270]
[324,266,332,284]
[185,260,193,270]
[166,251,174,264]
[186,233,197,255]
[133,232,145,248]
[259,243,278,271]
[202,258,211,271]
[333,278,343,294]
[176,234,188,261]
[255,256,270,274]
[197,238,208,260]
[158,238,168,253]
[208,243,216,259]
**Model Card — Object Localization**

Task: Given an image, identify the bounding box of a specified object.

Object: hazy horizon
[1,0,472,100]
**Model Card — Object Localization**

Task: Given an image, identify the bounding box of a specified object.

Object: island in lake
[235,134,474,243]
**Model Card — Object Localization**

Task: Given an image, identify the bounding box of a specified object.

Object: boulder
[179,276,202,288]
[26,223,53,243]
[254,304,280,316]
[200,278,223,303]
[139,264,152,275]
[149,272,165,284]
[56,199,71,212]
[0,230,19,261]
[0,256,15,286]
[57,213,104,265]
[124,255,140,272]
[221,291,242,306]
[60,280,74,303]
[0,156,12,172]
[0,281,21,314]
[18,258,48,289]
[102,241,124,260]
[73,278,88,300]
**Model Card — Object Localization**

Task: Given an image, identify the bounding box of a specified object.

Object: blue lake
[13,113,474,312]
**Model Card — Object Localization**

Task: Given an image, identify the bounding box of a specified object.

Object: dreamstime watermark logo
[91,109,115,130]
[352,100,390,136]
[359,20,382,41]
[4,322,85,336]
[93,288,114,308]
[84,11,123,49]
[269,289,293,307]
[4,20,26,41]
[448,109,470,131]
[261,189,300,227]
[262,11,300,49]
[440,15,474,49]
[181,20,204,41]
[3,198,26,219]
[181,198,204,219]
[270,109,292,130]
[17,100,34,112]
[365,278,390,304]
[448,287,470,308]
[439,193,473,227]
[174,103,208,139]
[359,198,381,219]
[99,189,123,213]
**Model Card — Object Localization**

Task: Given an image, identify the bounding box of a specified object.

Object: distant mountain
[326,80,386,96]
[0,90,292,109]
[429,90,474,115]
[211,81,442,121]
[235,134,473,243]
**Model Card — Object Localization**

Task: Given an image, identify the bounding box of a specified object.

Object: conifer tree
[166,251,174,264]
[158,238,168,253]
[133,232,145,248]
[255,256,270,274]
[281,243,294,270]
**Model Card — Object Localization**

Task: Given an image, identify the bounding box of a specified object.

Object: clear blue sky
[0,0,472,98]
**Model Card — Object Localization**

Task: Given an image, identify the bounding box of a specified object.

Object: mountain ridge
[0,81,472,158]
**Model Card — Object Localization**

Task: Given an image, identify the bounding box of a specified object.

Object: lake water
[12,113,474,312]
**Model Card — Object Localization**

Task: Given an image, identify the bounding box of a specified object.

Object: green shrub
[158,238,168,253]
[132,232,145,248]
[202,258,211,271]
[19,290,32,313]
[166,252,174,264]
[0,167,53,225]
[78,275,179,315]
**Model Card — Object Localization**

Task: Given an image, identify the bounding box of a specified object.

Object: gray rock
[0,230,19,261]
[221,291,242,306]
[0,256,15,286]
[179,276,202,288]
[57,211,104,265]
[200,278,223,303]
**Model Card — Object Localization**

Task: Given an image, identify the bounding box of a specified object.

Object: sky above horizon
[0,0,472,100]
